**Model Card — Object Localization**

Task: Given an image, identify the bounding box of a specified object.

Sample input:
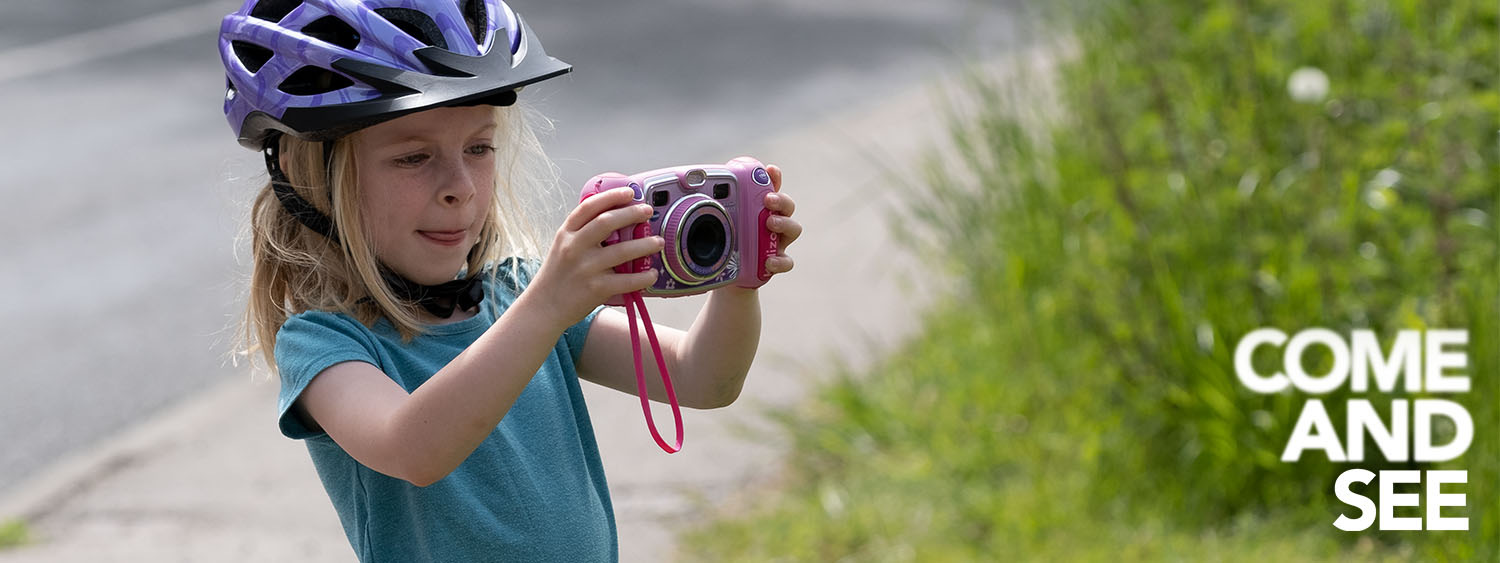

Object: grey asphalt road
[0,0,1021,497]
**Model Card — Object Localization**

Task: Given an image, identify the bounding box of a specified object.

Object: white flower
[1168,172,1186,195]
[1287,67,1330,103]
[1370,168,1401,189]
[1364,168,1400,211]
[1462,208,1489,227]
[1365,188,1393,210]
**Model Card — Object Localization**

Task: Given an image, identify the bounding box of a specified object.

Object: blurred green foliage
[683,0,1496,560]
[0,519,29,549]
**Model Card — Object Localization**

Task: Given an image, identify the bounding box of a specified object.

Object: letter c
[1235,328,1289,393]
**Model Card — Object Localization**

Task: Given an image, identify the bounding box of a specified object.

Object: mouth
[418,230,467,246]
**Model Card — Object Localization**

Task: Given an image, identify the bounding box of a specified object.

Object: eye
[394,153,430,167]
[466,143,497,156]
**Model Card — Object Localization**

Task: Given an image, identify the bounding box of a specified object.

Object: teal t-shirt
[274,258,615,563]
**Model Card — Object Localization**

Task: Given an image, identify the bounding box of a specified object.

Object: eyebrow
[378,122,498,146]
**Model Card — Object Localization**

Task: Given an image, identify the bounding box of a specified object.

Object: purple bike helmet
[219,0,571,150]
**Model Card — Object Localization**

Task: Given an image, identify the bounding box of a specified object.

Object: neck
[416,306,480,326]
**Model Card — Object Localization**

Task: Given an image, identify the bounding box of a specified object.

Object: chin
[386,258,467,286]
[416,266,467,285]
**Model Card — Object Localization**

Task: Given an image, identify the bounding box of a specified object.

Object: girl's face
[352,105,498,285]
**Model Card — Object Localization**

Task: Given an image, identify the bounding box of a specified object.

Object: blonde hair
[241,104,557,372]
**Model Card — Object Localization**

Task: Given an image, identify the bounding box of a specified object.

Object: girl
[218,1,801,561]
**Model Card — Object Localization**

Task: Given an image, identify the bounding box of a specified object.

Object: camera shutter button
[752,168,771,186]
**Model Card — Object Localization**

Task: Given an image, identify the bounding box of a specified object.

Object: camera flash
[685,169,707,187]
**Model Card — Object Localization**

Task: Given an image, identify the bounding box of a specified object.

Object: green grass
[680,307,1426,561]
[682,0,1496,560]
[0,519,30,550]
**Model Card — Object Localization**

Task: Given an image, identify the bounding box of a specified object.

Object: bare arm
[293,187,660,487]
[295,292,570,486]
[576,287,759,409]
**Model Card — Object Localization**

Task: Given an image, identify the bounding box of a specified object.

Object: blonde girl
[218,1,801,561]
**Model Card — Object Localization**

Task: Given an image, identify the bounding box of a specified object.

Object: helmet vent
[232,41,274,73]
[302,16,361,50]
[278,66,354,96]
[375,8,449,50]
[462,0,489,47]
[249,0,301,23]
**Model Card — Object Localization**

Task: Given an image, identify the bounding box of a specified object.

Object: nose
[437,154,480,207]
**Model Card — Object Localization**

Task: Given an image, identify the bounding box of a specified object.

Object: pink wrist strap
[622,291,684,453]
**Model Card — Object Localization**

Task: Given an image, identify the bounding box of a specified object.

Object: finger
[769,216,803,249]
[768,164,783,193]
[565,187,638,232]
[764,191,796,217]
[764,255,795,275]
[592,235,663,271]
[577,203,654,245]
[602,270,659,296]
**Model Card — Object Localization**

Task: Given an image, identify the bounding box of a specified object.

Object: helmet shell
[219,0,570,149]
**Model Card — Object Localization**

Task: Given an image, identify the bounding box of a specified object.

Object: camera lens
[686,214,727,268]
[660,194,734,285]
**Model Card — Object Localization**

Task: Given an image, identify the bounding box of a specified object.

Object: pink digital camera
[579,157,779,305]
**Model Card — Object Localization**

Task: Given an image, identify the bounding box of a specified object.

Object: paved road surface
[0,0,1020,513]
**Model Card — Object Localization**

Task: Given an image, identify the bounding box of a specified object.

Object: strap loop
[623,291,684,453]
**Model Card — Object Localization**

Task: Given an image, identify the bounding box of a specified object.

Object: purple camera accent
[580,157,780,305]
[753,167,771,186]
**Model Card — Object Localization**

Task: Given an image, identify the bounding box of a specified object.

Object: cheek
[470,169,496,211]
[359,183,420,245]
[477,179,496,208]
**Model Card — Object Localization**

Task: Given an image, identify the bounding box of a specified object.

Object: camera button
[752,167,771,186]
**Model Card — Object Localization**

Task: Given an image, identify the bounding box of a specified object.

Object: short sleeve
[494,256,604,364]
[563,305,604,364]
[274,311,381,440]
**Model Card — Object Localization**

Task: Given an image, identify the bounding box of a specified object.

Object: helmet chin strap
[264,139,340,241]
[379,265,486,319]
[263,136,485,319]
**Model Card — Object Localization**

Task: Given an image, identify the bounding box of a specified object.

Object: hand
[762,164,801,275]
[526,187,663,329]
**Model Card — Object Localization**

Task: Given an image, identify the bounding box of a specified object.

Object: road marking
[0,1,239,84]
